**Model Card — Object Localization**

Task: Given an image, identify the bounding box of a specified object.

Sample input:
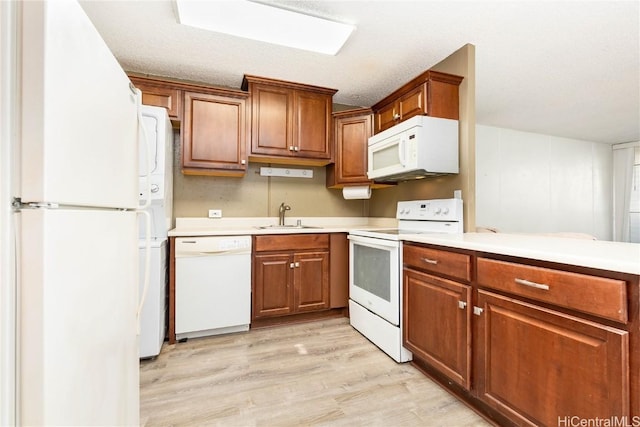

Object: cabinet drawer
[403,244,471,282]
[477,258,628,323]
[254,234,329,252]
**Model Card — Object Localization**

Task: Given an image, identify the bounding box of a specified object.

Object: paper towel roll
[342,185,371,200]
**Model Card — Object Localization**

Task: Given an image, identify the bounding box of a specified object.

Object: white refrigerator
[1,1,141,425]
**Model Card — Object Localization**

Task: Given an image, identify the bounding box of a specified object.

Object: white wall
[476,125,612,240]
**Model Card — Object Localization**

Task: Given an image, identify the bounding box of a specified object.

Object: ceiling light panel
[176,0,355,55]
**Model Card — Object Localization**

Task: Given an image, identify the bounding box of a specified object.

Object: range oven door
[348,234,400,325]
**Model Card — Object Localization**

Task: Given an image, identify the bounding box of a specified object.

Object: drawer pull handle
[421,258,438,265]
[515,278,549,290]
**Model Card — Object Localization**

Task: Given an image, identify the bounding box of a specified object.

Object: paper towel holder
[342,185,371,200]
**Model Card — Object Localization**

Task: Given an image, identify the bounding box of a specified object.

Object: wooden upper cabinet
[247,83,293,157]
[372,70,463,134]
[129,76,182,120]
[326,108,373,188]
[295,91,332,158]
[242,75,337,166]
[182,90,250,177]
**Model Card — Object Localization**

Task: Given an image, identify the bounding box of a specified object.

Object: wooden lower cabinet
[253,253,292,318]
[403,268,472,389]
[403,243,637,426]
[476,290,630,426]
[252,234,329,321]
[294,252,330,312]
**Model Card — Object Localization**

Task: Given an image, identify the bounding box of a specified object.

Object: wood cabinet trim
[242,74,337,96]
[332,107,373,119]
[128,73,249,99]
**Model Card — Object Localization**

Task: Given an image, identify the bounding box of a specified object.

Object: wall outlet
[208,209,222,218]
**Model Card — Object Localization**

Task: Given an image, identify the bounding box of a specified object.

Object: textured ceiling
[80,0,639,144]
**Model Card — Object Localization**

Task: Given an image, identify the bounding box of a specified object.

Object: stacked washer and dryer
[138,105,173,359]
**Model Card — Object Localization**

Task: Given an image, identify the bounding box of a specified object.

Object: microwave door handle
[398,135,407,166]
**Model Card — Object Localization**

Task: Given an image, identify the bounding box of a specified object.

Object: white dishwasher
[175,235,252,340]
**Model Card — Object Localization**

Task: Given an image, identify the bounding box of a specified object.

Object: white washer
[138,239,167,359]
[137,105,173,359]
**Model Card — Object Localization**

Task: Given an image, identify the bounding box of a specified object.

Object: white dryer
[137,105,173,358]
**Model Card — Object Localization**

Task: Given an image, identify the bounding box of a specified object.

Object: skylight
[175,0,355,55]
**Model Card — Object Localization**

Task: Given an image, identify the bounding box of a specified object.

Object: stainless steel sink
[256,224,321,229]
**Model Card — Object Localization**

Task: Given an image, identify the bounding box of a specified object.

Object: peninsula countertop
[401,232,640,275]
[168,218,639,275]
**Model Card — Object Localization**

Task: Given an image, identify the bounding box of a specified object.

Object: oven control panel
[396,198,463,221]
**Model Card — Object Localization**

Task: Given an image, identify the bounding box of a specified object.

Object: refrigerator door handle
[136,209,151,334]
[136,89,152,210]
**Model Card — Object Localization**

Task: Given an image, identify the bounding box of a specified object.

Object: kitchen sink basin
[256,224,321,229]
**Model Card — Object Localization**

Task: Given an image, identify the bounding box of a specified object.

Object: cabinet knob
[293,146,299,152]
[290,263,295,269]
[393,113,400,120]
[289,146,295,151]
[241,159,246,165]
[458,301,467,310]
[295,262,300,268]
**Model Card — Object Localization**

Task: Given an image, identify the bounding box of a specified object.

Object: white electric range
[347,198,464,362]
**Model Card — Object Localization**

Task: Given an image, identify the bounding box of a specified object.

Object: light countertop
[168,217,397,237]
[401,232,640,275]
[169,218,640,275]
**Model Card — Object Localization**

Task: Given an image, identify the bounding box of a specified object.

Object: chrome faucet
[278,202,291,226]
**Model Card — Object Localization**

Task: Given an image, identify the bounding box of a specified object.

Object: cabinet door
[476,290,629,426]
[294,251,329,313]
[403,268,472,389]
[130,78,181,120]
[250,84,293,156]
[333,113,372,185]
[374,101,399,133]
[398,84,426,122]
[253,253,293,319]
[182,91,247,175]
[294,91,332,159]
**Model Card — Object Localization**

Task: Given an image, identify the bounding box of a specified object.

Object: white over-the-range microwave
[367,115,459,182]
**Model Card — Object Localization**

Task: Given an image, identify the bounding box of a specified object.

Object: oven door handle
[348,234,400,250]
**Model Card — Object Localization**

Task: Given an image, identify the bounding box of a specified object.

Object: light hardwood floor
[140,318,492,426]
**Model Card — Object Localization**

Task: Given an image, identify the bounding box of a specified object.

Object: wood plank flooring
[140,318,492,426]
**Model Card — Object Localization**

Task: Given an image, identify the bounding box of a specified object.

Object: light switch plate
[208,209,222,218]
